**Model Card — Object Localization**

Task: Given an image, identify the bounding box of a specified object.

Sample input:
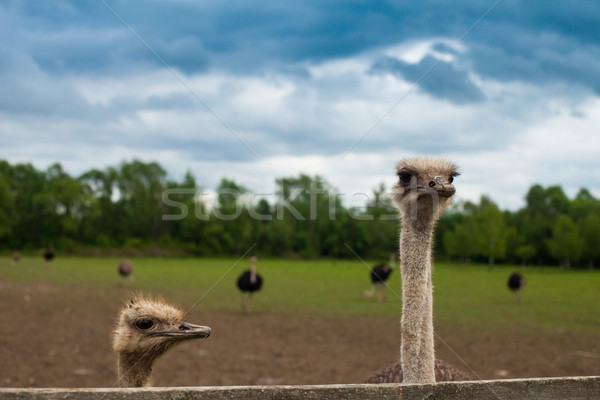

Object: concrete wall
[1,376,599,400]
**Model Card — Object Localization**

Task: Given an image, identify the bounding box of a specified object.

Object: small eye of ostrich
[398,171,413,185]
[448,175,454,184]
[134,318,155,330]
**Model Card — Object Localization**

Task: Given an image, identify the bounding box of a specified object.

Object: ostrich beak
[416,182,456,198]
[435,183,456,198]
[149,322,212,340]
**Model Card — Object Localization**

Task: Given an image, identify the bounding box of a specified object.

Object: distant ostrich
[236,256,263,313]
[364,253,396,302]
[11,252,20,266]
[112,294,212,387]
[508,272,526,303]
[118,260,134,280]
[508,272,526,292]
[367,156,469,383]
[43,244,54,267]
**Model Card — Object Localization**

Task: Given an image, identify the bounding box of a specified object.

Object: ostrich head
[392,156,460,224]
[113,294,211,387]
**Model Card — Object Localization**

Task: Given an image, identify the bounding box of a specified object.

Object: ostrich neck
[117,352,157,387]
[400,216,436,383]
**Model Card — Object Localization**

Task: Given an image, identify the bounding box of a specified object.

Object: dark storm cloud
[2,0,600,165]
[371,55,485,103]
[2,1,600,209]
[470,30,600,94]
[3,1,599,94]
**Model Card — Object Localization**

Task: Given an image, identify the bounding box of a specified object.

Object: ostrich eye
[398,171,413,185]
[448,175,456,184]
[134,318,154,330]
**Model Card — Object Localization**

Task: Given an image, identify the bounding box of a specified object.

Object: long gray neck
[117,352,157,387]
[399,216,436,383]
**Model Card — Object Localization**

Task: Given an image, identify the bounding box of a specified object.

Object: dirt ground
[1,281,599,388]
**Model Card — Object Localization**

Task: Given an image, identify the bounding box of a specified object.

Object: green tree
[570,189,600,221]
[250,198,275,255]
[443,224,477,264]
[525,184,570,216]
[0,170,15,243]
[216,178,248,218]
[360,183,398,258]
[117,160,168,241]
[504,225,522,264]
[547,215,584,269]
[5,156,600,265]
[79,167,120,243]
[515,184,570,263]
[275,174,343,257]
[578,213,600,269]
[212,178,253,254]
[44,163,90,248]
[515,245,536,266]
[2,162,49,248]
[161,170,211,254]
[476,197,508,266]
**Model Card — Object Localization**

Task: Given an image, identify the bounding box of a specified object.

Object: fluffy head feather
[392,156,460,223]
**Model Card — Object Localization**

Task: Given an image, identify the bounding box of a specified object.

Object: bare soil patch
[0,281,598,387]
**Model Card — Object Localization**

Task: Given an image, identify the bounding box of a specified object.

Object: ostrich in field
[367,156,469,383]
[364,253,396,302]
[236,256,263,314]
[508,272,526,302]
[43,244,54,267]
[11,252,20,266]
[508,272,526,292]
[112,294,212,387]
[118,259,135,280]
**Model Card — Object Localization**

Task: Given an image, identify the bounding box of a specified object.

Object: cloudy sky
[1,0,599,210]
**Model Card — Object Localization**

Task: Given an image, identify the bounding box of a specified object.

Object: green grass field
[1,256,599,334]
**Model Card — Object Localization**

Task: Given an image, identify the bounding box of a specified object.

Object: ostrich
[364,253,396,302]
[508,272,526,292]
[11,252,20,266]
[236,256,263,313]
[112,294,212,387]
[508,272,526,303]
[118,259,135,280]
[43,244,54,267]
[367,156,469,383]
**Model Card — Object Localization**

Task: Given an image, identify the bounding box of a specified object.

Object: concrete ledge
[0,376,599,400]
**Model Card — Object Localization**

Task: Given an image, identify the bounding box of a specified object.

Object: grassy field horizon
[2,256,599,333]
[1,256,599,387]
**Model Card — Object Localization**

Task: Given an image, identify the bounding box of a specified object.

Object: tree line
[0,159,599,268]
